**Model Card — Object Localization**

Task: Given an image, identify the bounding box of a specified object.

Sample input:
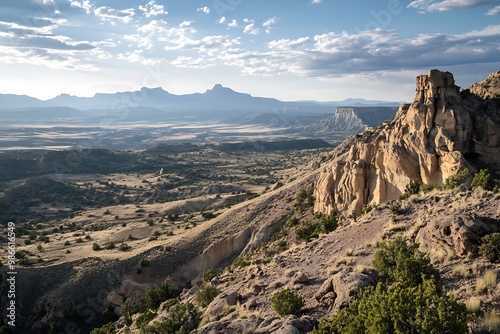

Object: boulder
[205,291,241,318]
[315,271,375,311]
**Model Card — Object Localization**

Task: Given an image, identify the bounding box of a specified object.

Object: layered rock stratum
[314,69,500,216]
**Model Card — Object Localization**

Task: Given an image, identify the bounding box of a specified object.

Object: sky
[0,0,499,102]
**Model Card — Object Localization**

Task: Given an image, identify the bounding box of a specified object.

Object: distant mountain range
[0,85,401,150]
[0,85,400,114]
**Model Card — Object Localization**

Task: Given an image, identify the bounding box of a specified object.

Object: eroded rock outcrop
[314,69,500,216]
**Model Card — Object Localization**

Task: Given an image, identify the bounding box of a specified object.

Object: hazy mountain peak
[139,87,168,94]
[206,83,235,94]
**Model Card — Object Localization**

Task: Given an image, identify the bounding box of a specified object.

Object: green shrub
[399,180,421,200]
[296,188,314,206]
[145,278,181,310]
[295,221,319,242]
[420,183,440,193]
[318,210,338,233]
[471,169,500,192]
[313,278,467,334]
[105,242,115,250]
[361,203,378,215]
[479,232,500,263]
[444,169,470,189]
[92,243,101,251]
[314,238,467,334]
[136,310,156,332]
[232,255,251,268]
[202,268,218,282]
[143,302,200,334]
[90,322,116,334]
[271,289,304,317]
[195,284,220,307]
[287,216,298,226]
[119,243,131,252]
[373,237,439,287]
[296,210,337,242]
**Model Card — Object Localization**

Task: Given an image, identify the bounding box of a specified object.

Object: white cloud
[243,19,259,35]
[263,17,277,27]
[486,4,500,14]
[408,0,495,12]
[0,45,98,71]
[218,16,227,24]
[228,20,238,28]
[268,37,310,50]
[137,19,169,33]
[94,6,135,23]
[263,17,277,34]
[197,6,210,14]
[138,0,168,18]
[117,50,162,66]
[311,0,321,4]
[212,25,500,78]
[179,21,195,28]
[70,0,93,14]
[172,56,214,68]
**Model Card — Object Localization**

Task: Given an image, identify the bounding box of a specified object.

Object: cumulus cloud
[197,6,210,14]
[117,49,162,66]
[0,45,98,71]
[216,25,500,77]
[243,19,259,35]
[263,17,277,34]
[94,6,135,23]
[268,37,310,50]
[486,4,500,13]
[228,20,238,28]
[311,0,321,4]
[139,0,168,18]
[218,16,227,24]
[172,56,215,68]
[408,0,495,12]
[179,21,195,28]
[70,0,93,14]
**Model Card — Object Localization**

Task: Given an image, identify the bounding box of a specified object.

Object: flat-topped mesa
[314,69,500,217]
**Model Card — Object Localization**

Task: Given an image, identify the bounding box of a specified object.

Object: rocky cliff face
[308,107,398,133]
[314,69,500,216]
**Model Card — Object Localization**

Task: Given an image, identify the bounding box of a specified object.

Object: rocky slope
[314,69,500,216]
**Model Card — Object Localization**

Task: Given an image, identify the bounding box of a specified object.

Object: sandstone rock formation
[314,69,500,216]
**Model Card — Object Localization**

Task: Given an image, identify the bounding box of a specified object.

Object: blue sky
[0,0,499,102]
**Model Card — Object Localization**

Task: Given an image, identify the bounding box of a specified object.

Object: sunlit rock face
[314,69,500,216]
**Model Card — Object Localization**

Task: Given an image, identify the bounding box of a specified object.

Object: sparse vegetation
[271,289,304,317]
[314,238,467,334]
[142,301,200,334]
[145,278,181,310]
[295,188,314,207]
[399,180,421,200]
[476,270,497,295]
[195,283,220,307]
[445,169,470,189]
[361,203,377,215]
[119,243,131,251]
[473,311,500,333]
[202,268,218,282]
[295,210,337,242]
[478,232,500,263]
[471,169,500,192]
